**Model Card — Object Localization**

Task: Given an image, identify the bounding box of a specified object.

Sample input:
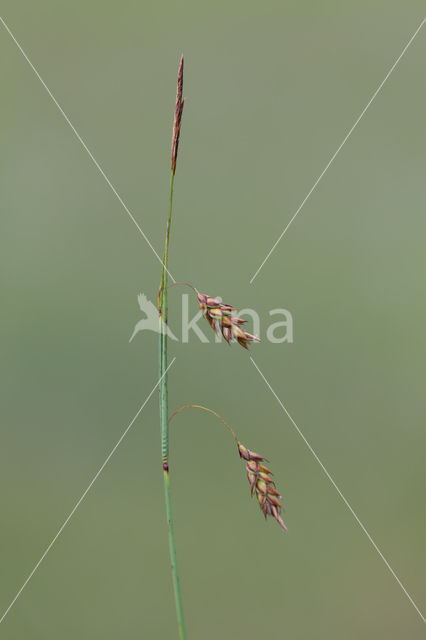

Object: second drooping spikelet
[237,442,287,532]
[169,404,287,532]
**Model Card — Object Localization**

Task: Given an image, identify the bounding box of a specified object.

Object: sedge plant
[157,56,287,640]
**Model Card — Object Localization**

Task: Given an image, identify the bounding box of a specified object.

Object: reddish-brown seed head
[195,290,259,349]
[171,55,184,175]
[237,441,287,532]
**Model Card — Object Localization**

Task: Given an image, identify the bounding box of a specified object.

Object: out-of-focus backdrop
[1,2,425,638]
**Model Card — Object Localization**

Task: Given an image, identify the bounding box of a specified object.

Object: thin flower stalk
[158,55,187,640]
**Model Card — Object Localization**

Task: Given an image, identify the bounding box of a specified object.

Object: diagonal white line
[250,356,426,624]
[0,357,176,625]
[249,17,426,284]
[0,15,176,283]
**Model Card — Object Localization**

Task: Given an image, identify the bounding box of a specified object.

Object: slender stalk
[168,282,199,295]
[159,171,187,640]
[169,404,239,443]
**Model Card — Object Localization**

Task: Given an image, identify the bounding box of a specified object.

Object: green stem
[159,172,187,640]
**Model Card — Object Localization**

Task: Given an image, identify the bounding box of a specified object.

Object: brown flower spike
[237,442,287,532]
[197,292,260,349]
[171,55,184,175]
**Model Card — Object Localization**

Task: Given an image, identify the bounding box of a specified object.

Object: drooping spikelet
[171,55,184,175]
[197,292,260,349]
[237,442,287,532]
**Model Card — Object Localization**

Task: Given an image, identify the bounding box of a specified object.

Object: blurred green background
[1,2,425,638]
